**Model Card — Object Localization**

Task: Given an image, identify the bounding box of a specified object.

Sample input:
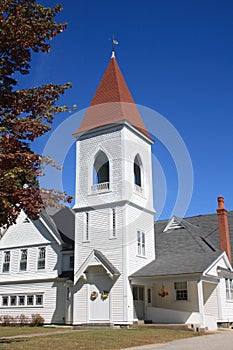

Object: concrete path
[122,330,233,350]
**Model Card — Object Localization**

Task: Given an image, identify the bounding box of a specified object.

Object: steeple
[75,55,151,139]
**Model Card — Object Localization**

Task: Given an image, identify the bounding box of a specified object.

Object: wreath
[90,291,98,300]
[101,291,109,300]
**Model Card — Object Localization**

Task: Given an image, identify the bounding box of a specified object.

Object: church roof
[75,54,151,140]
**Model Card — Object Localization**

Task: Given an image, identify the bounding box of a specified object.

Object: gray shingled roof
[94,250,120,276]
[42,206,75,246]
[131,211,233,278]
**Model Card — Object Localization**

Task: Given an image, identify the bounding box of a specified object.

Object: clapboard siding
[0,244,61,283]
[203,282,218,317]
[75,207,123,271]
[75,129,123,208]
[0,281,66,324]
[152,281,199,313]
[127,205,155,275]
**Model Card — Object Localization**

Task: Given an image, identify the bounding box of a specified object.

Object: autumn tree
[0,0,72,228]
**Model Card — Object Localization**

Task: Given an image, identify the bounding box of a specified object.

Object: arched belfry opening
[134,154,142,187]
[93,150,109,185]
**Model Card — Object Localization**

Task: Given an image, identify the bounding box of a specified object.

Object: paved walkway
[122,330,233,350]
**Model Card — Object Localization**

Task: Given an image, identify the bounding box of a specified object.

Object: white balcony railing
[91,182,109,193]
[134,184,143,196]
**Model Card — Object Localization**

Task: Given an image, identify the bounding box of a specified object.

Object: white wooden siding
[0,244,61,283]
[0,281,66,324]
[203,282,218,317]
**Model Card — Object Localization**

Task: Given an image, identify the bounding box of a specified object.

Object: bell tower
[72,52,155,325]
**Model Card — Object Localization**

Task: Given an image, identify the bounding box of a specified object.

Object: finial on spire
[111,34,119,58]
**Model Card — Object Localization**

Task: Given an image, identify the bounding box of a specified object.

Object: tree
[0,0,72,228]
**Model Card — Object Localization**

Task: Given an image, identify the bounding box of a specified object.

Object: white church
[0,52,233,331]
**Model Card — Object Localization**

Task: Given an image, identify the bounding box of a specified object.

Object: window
[69,256,74,269]
[92,151,110,193]
[174,282,188,300]
[36,295,43,306]
[37,247,46,270]
[112,209,116,237]
[83,212,89,242]
[1,294,43,307]
[10,295,17,306]
[2,251,10,273]
[225,278,233,301]
[133,286,144,301]
[18,295,25,306]
[134,154,142,187]
[2,296,8,306]
[147,288,152,304]
[137,230,145,256]
[19,249,28,271]
[27,295,34,306]
[110,208,117,238]
[93,151,109,185]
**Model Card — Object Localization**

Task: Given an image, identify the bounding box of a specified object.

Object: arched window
[134,154,142,187]
[93,151,109,184]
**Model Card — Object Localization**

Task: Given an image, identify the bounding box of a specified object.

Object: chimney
[217,196,232,264]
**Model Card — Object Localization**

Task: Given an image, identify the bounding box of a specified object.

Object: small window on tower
[92,151,109,193]
[134,154,143,195]
[83,212,90,242]
[110,208,117,239]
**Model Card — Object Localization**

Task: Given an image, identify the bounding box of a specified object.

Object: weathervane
[111,34,119,58]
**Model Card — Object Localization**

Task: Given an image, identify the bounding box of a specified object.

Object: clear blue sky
[28,0,233,220]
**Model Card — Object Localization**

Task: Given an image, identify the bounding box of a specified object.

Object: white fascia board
[203,251,232,277]
[74,250,114,283]
[39,217,61,245]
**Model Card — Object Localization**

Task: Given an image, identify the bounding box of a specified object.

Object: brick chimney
[217,196,232,264]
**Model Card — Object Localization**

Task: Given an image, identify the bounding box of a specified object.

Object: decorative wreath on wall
[101,291,109,300]
[90,291,98,300]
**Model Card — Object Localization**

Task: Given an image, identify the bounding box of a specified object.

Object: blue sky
[27,0,233,220]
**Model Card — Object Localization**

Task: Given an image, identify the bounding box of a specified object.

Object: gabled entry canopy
[74,54,152,141]
[74,249,120,283]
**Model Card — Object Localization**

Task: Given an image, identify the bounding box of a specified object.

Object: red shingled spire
[75,54,151,139]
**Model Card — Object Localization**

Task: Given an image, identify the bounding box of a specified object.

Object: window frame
[37,247,46,270]
[2,251,10,273]
[174,281,188,301]
[19,249,28,272]
[137,230,146,257]
[225,278,233,301]
[1,294,44,307]
[83,212,90,242]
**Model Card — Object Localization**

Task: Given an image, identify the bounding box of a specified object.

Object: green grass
[0,327,198,350]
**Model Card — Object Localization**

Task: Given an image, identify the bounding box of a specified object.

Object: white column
[197,279,205,330]
[216,280,223,321]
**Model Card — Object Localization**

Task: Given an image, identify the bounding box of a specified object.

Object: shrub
[30,314,44,327]
[0,313,44,327]
[18,314,30,326]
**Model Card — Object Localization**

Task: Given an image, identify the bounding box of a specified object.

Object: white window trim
[225,278,233,302]
[2,250,10,273]
[37,247,46,271]
[174,281,189,301]
[1,293,44,308]
[83,212,90,242]
[19,249,28,272]
[109,208,117,239]
[137,230,146,257]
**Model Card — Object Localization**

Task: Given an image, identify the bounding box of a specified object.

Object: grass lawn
[0,327,198,350]
[0,326,71,337]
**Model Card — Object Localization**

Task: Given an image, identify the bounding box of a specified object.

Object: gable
[204,252,232,277]
[163,216,185,232]
[0,212,61,249]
